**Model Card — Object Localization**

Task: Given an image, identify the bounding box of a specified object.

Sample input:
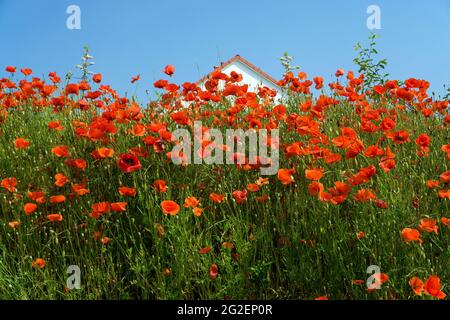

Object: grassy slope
[0,96,449,300]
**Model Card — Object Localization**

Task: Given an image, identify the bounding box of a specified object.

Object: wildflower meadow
[0,38,449,300]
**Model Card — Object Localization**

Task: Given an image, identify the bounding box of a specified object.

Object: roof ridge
[196,55,279,86]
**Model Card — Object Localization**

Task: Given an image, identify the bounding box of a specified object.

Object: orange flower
[314,296,329,300]
[101,237,110,245]
[352,280,365,286]
[247,183,259,192]
[379,147,396,172]
[415,133,430,148]
[1,177,17,192]
[129,123,146,137]
[91,147,114,159]
[164,65,175,76]
[308,181,324,196]
[111,202,127,212]
[67,158,87,170]
[354,189,377,203]
[51,145,70,158]
[28,191,46,203]
[193,207,204,217]
[441,217,450,227]
[333,68,345,78]
[47,213,63,222]
[50,195,66,204]
[32,258,46,269]
[14,137,30,149]
[92,73,102,83]
[409,277,424,296]
[440,171,450,183]
[118,186,136,197]
[8,221,20,229]
[401,228,423,244]
[161,200,180,215]
[90,202,111,219]
[153,179,168,193]
[305,168,324,181]
[21,68,32,76]
[71,183,90,196]
[184,196,200,208]
[232,189,247,204]
[24,203,37,215]
[209,263,218,280]
[426,180,440,189]
[438,189,450,199]
[424,276,446,299]
[65,83,79,95]
[5,65,16,73]
[209,193,225,203]
[277,168,295,185]
[255,177,269,186]
[313,76,324,89]
[322,181,350,205]
[364,145,384,158]
[367,273,389,291]
[418,218,438,234]
[48,120,64,131]
[54,173,69,187]
[199,246,212,254]
[386,129,410,144]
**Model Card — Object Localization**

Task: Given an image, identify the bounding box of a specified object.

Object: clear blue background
[1,0,449,100]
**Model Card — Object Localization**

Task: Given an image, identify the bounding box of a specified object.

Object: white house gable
[197,55,282,101]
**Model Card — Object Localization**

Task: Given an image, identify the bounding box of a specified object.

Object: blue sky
[1,0,449,100]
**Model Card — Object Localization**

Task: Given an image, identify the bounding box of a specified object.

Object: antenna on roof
[216,46,222,64]
[195,63,201,81]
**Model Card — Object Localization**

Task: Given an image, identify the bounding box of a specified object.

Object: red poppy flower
[20,68,32,76]
[47,213,63,222]
[131,74,140,83]
[111,202,127,212]
[93,73,102,83]
[14,138,30,149]
[1,177,17,192]
[32,258,46,269]
[424,276,446,299]
[401,228,422,243]
[209,193,225,203]
[161,200,180,215]
[153,179,168,193]
[199,246,212,254]
[24,203,38,215]
[118,186,137,197]
[164,65,175,76]
[409,277,424,296]
[209,263,218,280]
[232,189,247,204]
[118,153,141,173]
[5,66,16,73]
